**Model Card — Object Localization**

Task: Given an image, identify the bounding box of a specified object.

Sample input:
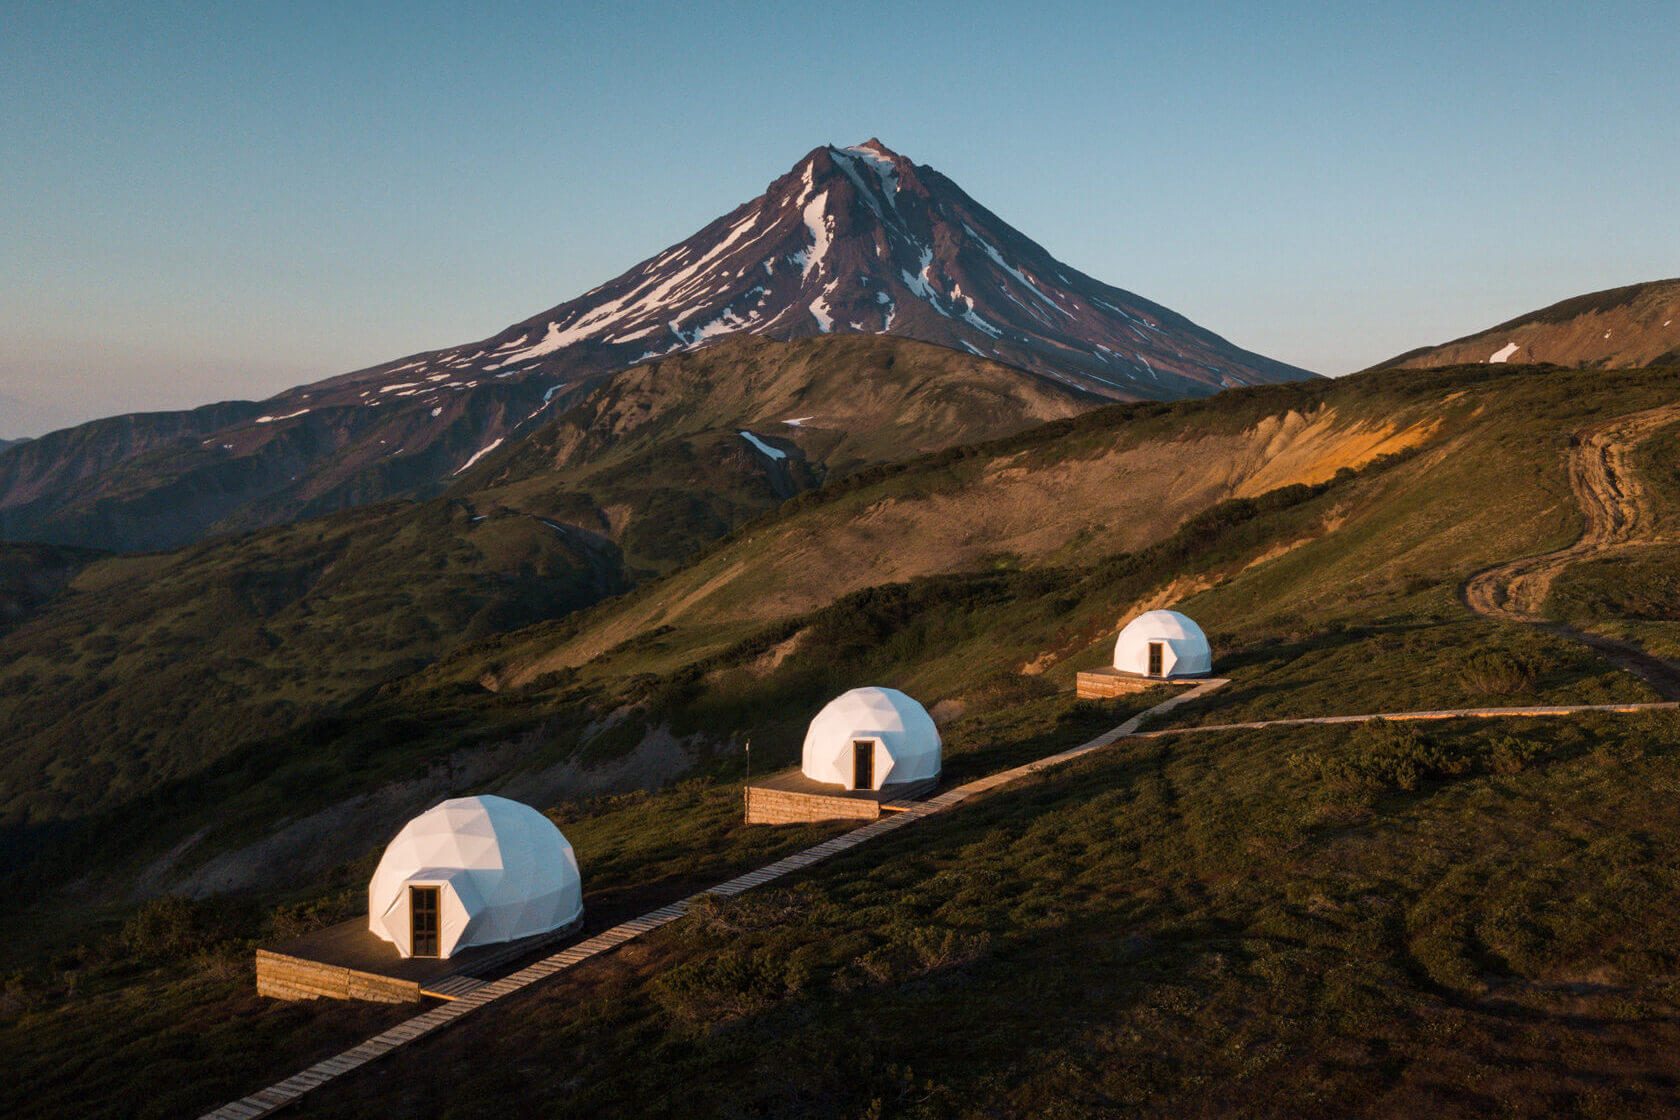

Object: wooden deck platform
[1075,667,1209,700]
[257,914,583,1003]
[744,768,939,824]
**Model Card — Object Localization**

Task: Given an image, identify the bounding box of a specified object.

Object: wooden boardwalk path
[200,681,1671,1117]
[198,679,1228,1119]
[1128,699,1678,737]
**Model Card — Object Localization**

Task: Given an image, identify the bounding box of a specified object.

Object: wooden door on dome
[410,886,440,957]
[853,740,874,790]
[1147,642,1164,677]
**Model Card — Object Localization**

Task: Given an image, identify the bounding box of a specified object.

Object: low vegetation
[6,359,1680,1117]
[285,712,1680,1119]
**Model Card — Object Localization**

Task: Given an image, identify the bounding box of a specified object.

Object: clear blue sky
[3,1,1677,436]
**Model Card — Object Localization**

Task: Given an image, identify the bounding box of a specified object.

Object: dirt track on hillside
[1462,403,1680,698]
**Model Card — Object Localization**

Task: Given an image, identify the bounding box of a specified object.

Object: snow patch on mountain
[453,438,504,475]
[901,247,941,305]
[845,142,901,200]
[951,284,1003,338]
[966,225,1069,321]
[809,294,834,332]
[676,304,760,346]
[801,192,833,280]
[254,408,311,424]
[738,431,786,460]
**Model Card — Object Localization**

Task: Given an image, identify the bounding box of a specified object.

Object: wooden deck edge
[1075,669,1210,699]
[745,774,940,824]
[256,949,422,1004]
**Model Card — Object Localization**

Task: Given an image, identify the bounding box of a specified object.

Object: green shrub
[1289,720,1472,792]
[1458,650,1537,696]
[121,897,215,958]
[654,947,808,1028]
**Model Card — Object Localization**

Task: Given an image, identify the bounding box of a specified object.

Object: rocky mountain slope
[1372,277,1680,371]
[461,333,1094,572]
[0,336,1092,833]
[431,137,1313,401]
[0,139,1313,552]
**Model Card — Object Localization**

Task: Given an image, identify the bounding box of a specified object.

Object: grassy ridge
[0,500,628,825]
[11,363,1673,902]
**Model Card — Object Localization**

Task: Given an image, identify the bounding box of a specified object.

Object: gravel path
[1461,403,1680,698]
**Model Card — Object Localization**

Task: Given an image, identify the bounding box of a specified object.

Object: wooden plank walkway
[197,679,1229,1120]
[204,680,1670,1117]
[419,974,489,1001]
[1128,699,1678,737]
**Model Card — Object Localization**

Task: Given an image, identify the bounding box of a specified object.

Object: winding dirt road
[1462,403,1680,698]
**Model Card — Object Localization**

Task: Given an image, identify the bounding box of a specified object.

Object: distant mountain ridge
[1371,278,1680,371]
[0,139,1314,552]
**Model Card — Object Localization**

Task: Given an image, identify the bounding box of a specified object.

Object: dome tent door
[852,740,875,790]
[1147,642,1164,677]
[410,886,440,957]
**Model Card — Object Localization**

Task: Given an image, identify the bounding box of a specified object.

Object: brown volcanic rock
[2,139,1314,552]
[1372,278,1680,372]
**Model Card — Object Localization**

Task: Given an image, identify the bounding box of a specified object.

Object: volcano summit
[397,137,1315,401]
[0,140,1315,551]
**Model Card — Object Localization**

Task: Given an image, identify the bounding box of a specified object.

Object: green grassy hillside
[0,336,1091,837]
[442,363,1677,727]
[5,361,1680,1118]
[0,542,103,635]
[9,363,1673,900]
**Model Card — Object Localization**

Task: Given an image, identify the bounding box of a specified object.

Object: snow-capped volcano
[0,140,1316,552]
[320,138,1310,404]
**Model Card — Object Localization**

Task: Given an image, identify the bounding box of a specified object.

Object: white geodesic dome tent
[1113,609,1213,678]
[801,686,942,792]
[368,795,582,959]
